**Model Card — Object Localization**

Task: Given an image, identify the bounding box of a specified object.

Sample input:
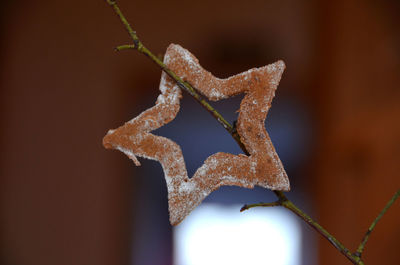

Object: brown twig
[104,1,396,264]
[104,1,359,263]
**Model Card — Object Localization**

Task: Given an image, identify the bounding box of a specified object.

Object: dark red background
[1,0,399,264]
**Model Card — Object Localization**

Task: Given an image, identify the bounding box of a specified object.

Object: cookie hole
[154,93,245,178]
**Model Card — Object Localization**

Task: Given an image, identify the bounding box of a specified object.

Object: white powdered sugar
[178,181,197,194]
[174,45,199,71]
[267,60,285,88]
[208,88,224,100]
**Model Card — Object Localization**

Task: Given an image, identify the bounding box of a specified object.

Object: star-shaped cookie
[103,44,289,225]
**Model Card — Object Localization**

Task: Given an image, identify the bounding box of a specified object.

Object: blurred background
[1,0,399,264]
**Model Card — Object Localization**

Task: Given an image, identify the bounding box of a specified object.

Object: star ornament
[103,44,289,225]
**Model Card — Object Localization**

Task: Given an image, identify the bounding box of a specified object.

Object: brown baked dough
[103,44,289,225]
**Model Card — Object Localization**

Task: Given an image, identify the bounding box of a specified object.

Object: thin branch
[283,199,363,265]
[355,189,400,258]
[242,197,363,265]
[106,0,140,49]
[240,201,281,212]
[115,44,135,51]
[105,1,366,264]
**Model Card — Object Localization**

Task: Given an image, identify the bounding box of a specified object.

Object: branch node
[132,37,140,50]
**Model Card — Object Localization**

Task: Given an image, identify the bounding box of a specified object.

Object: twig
[355,189,400,258]
[105,0,355,263]
[104,1,389,264]
[241,196,364,265]
[240,201,281,211]
[106,1,140,49]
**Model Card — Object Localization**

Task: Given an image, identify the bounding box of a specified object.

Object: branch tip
[240,205,248,212]
[115,44,136,51]
[106,0,116,6]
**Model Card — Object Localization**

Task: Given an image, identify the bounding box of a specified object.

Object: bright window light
[174,204,301,265]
